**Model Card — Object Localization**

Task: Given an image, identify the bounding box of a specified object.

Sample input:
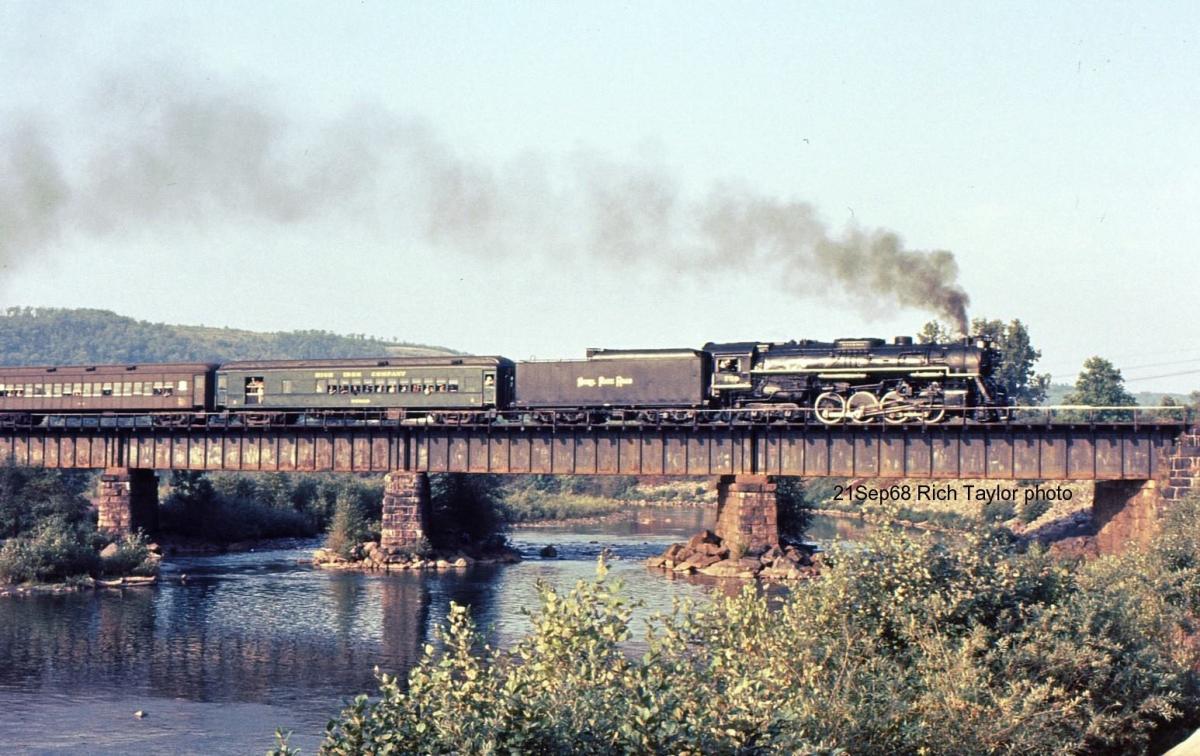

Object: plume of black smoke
[0,74,969,332]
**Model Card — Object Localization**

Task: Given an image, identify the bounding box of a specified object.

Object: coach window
[33,384,44,397]
[133,382,143,396]
[244,377,264,405]
[282,380,294,394]
[121,382,131,397]
[100,383,112,397]
[316,379,326,394]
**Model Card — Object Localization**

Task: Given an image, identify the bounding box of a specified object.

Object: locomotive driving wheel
[814,392,847,425]
[879,390,909,424]
[846,391,879,424]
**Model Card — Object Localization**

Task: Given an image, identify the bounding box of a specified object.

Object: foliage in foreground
[284,497,1200,756]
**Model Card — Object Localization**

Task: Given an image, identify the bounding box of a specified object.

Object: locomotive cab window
[718,358,740,373]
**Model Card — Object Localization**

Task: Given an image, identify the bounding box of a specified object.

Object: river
[0,510,876,755]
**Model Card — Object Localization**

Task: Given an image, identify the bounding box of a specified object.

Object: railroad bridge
[3,409,1194,555]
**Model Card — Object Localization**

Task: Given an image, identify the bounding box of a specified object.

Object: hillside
[0,307,457,365]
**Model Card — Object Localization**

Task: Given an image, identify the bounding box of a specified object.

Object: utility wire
[1050,356,1200,380]
[1118,372,1200,384]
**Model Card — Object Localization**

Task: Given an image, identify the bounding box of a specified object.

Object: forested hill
[0,308,458,365]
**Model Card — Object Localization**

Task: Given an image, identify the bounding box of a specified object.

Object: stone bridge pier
[1093,429,1199,554]
[380,471,432,551]
[92,467,159,537]
[714,475,779,554]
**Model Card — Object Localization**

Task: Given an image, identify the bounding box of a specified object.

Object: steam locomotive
[0,336,1003,427]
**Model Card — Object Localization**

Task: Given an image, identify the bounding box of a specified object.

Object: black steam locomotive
[0,335,1003,427]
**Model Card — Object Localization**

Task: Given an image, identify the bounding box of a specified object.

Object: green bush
[161,471,382,543]
[430,473,506,549]
[324,491,380,558]
[294,498,1200,755]
[981,499,1016,523]
[497,488,623,523]
[775,476,812,538]
[0,464,95,539]
[99,531,157,577]
[1019,497,1052,524]
[0,518,100,583]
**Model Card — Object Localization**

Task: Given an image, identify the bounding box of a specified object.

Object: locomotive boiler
[704,337,1002,423]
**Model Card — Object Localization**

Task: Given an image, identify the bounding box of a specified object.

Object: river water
[0,510,875,755]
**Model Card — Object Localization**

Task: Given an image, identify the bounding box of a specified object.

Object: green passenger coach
[216,357,514,414]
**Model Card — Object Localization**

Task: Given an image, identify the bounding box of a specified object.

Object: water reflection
[0,509,868,754]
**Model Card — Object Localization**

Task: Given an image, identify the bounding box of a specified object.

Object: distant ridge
[0,307,459,365]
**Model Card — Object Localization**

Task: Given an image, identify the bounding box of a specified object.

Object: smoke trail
[0,73,970,332]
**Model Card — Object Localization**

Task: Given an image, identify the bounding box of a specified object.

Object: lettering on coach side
[576,375,634,388]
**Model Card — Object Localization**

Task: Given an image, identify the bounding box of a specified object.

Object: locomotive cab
[705,343,755,404]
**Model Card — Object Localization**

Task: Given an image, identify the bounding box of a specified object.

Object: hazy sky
[1,2,1197,393]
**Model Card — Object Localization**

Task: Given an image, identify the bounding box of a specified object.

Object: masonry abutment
[714,474,779,554]
[1093,430,1200,554]
[380,471,432,551]
[93,467,159,537]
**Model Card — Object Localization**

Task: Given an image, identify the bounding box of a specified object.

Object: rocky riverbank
[313,540,522,572]
[646,529,819,580]
[0,574,159,598]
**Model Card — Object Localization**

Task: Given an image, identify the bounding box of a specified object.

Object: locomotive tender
[0,335,1002,427]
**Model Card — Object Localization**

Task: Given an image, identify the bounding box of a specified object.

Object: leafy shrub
[981,499,1016,523]
[161,471,382,543]
[1019,497,1052,524]
[0,464,95,539]
[296,497,1200,755]
[324,491,380,558]
[775,476,812,538]
[99,531,157,577]
[430,473,506,549]
[0,518,100,583]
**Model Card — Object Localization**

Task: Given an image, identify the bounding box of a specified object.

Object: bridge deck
[0,421,1185,479]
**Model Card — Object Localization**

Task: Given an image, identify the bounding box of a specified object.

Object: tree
[970,318,1050,405]
[916,320,954,344]
[919,318,1050,404]
[1064,357,1136,420]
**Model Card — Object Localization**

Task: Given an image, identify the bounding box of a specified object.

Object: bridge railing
[0,405,1192,431]
[993,405,1194,427]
